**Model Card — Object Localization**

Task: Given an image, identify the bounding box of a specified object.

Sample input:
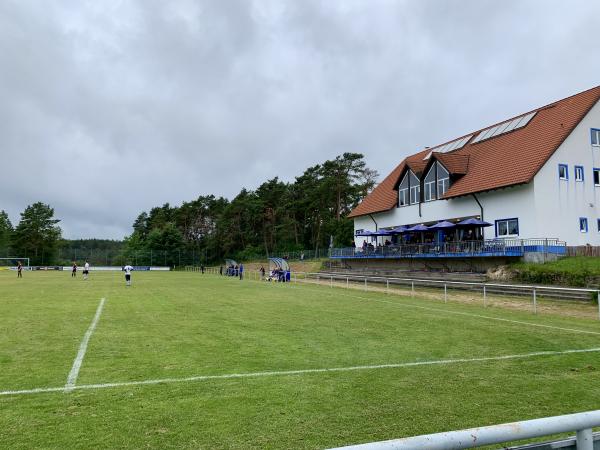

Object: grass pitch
[1,270,600,449]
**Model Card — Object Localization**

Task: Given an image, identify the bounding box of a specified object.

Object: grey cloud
[1,0,600,239]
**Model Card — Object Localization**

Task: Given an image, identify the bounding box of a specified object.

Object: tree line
[0,153,376,265]
[124,153,376,264]
[0,203,62,264]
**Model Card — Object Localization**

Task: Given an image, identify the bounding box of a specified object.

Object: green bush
[510,257,600,287]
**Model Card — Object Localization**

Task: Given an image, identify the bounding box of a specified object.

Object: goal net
[0,258,31,270]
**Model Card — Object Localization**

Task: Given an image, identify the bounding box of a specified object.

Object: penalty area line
[2,346,600,397]
[64,297,106,392]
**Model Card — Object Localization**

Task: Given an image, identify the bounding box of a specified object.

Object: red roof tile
[349,86,600,218]
[433,153,470,175]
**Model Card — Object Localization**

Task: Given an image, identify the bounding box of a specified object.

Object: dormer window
[409,171,420,204]
[437,164,450,196]
[398,170,420,207]
[424,165,436,201]
[424,161,451,201]
[398,173,409,206]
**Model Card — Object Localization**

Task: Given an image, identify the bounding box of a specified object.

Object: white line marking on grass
[64,297,106,392]
[3,346,600,397]
[285,283,600,336]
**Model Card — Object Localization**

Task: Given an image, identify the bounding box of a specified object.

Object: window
[496,218,519,237]
[437,163,450,197]
[399,189,408,206]
[398,173,409,207]
[592,128,600,147]
[398,170,420,206]
[580,217,588,233]
[423,161,451,201]
[472,112,536,144]
[594,169,600,186]
[409,171,420,205]
[424,181,435,202]
[424,165,436,202]
[558,164,568,180]
[597,219,600,233]
[574,165,584,182]
[410,184,420,205]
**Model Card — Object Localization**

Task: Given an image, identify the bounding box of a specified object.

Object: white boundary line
[2,347,600,397]
[64,297,106,392]
[281,281,600,336]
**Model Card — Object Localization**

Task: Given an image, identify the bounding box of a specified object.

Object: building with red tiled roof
[350,85,600,247]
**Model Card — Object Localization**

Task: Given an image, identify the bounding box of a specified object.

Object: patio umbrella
[457,218,491,240]
[427,221,456,230]
[390,225,410,234]
[406,224,430,232]
[456,218,492,227]
[355,230,375,236]
[374,229,393,236]
[427,221,456,244]
[406,223,429,243]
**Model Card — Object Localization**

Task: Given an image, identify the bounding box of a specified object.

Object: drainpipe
[472,193,484,239]
[369,214,379,246]
[368,214,378,231]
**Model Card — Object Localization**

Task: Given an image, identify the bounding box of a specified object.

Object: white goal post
[0,258,31,269]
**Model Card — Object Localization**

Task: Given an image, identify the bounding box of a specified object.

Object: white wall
[533,99,600,245]
[353,183,535,246]
[353,98,600,246]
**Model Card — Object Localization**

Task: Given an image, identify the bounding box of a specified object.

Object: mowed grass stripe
[3,353,598,450]
[74,273,600,385]
[1,271,600,449]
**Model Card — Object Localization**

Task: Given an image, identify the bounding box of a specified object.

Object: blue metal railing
[330,238,566,259]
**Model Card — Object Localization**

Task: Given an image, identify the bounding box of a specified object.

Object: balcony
[330,239,566,259]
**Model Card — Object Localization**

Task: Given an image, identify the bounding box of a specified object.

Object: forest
[0,153,376,265]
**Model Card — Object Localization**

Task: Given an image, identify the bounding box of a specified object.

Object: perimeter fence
[0,247,327,267]
[201,267,600,320]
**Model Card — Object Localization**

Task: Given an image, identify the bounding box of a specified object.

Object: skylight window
[472,111,536,144]
[423,134,472,160]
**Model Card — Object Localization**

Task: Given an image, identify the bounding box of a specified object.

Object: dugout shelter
[268,257,290,282]
[225,259,238,276]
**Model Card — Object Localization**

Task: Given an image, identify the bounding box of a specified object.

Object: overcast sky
[1,0,600,239]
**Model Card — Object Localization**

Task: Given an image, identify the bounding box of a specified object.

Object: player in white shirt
[83,260,90,280]
[123,264,133,286]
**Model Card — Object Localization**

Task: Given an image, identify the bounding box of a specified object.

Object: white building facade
[351,87,600,248]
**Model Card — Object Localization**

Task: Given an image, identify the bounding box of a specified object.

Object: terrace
[330,238,567,259]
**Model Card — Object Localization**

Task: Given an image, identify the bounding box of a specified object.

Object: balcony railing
[330,238,566,259]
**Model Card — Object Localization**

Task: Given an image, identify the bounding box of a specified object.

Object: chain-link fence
[0,246,327,267]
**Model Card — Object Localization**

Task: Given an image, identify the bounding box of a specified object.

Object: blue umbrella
[406,224,430,232]
[457,218,492,227]
[374,229,394,236]
[390,225,410,234]
[355,230,376,236]
[427,221,456,230]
